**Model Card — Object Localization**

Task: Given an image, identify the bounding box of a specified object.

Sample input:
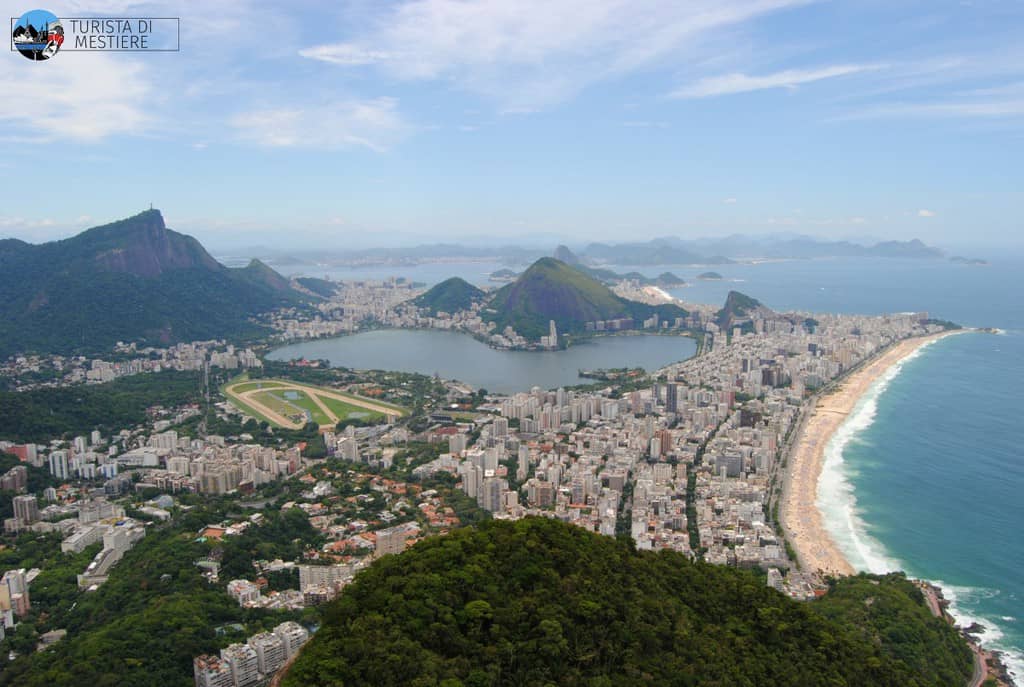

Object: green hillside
[413,277,485,315]
[283,517,972,687]
[295,276,338,298]
[0,210,310,356]
[716,290,764,331]
[484,258,686,340]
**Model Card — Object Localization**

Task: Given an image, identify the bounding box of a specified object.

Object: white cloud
[918,209,937,217]
[723,197,738,204]
[298,44,396,66]
[300,0,811,110]
[0,53,152,142]
[230,98,409,152]
[671,64,882,99]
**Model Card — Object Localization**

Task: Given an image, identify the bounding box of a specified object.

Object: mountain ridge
[0,210,308,357]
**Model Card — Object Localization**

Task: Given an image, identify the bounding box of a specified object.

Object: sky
[1,0,1022,252]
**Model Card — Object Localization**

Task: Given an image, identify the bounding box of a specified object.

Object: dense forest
[284,517,972,687]
[0,370,206,442]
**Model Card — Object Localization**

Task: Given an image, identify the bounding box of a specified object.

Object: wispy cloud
[670,64,883,99]
[839,99,1024,121]
[0,53,152,142]
[230,98,410,152]
[300,0,812,110]
[918,209,937,217]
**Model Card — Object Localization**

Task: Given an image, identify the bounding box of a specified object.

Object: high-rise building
[274,621,310,658]
[492,417,509,438]
[49,451,69,480]
[0,465,28,493]
[0,569,30,617]
[516,445,530,481]
[193,655,234,687]
[376,525,407,556]
[12,495,38,524]
[247,632,287,675]
[665,383,679,414]
[480,477,507,513]
[298,564,349,592]
[221,642,260,687]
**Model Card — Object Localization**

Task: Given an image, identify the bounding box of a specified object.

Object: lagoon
[267,329,696,394]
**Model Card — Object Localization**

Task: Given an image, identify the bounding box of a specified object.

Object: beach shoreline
[779,329,964,577]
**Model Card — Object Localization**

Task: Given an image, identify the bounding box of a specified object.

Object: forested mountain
[0,210,310,356]
[413,277,486,315]
[283,517,972,687]
[484,258,687,340]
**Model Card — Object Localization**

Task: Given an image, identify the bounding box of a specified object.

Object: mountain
[412,277,485,315]
[655,271,686,287]
[553,244,580,265]
[581,238,718,266]
[687,234,944,260]
[716,290,765,332]
[483,258,686,340]
[237,258,293,292]
[282,517,972,687]
[294,276,338,298]
[0,210,309,357]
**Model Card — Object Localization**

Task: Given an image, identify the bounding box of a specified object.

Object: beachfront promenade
[777,330,962,576]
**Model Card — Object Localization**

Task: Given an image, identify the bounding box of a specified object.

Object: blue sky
[1,0,1022,252]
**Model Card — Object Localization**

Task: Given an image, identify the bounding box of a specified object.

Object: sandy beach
[779,330,963,576]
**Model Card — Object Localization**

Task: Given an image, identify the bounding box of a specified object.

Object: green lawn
[230,380,288,394]
[250,389,308,423]
[276,390,334,426]
[320,395,384,422]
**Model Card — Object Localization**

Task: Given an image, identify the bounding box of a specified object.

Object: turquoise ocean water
[662,256,1023,682]
[279,253,1022,678]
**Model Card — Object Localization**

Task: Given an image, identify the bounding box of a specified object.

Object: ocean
[659,256,1024,683]
[279,253,1023,678]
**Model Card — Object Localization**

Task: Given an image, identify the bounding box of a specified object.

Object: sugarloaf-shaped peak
[553,244,580,265]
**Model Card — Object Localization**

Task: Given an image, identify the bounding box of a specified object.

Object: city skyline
[2,0,1023,251]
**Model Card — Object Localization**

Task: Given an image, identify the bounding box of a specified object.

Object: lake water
[270,253,1023,680]
[267,329,696,394]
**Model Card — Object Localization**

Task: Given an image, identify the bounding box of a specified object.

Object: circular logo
[12,9,63,61]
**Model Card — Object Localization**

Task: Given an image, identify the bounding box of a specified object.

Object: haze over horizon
[2,0,1023,253]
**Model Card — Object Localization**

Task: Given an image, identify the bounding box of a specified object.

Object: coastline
[779,330,963,577]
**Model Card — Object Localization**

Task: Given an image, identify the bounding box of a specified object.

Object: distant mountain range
[482,258,687,340]
[255,234,946,268]
[0,210,311,357]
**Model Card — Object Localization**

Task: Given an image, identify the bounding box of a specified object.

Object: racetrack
[225,379,404,430]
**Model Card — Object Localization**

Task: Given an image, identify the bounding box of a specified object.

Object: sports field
[224,378,406,430]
